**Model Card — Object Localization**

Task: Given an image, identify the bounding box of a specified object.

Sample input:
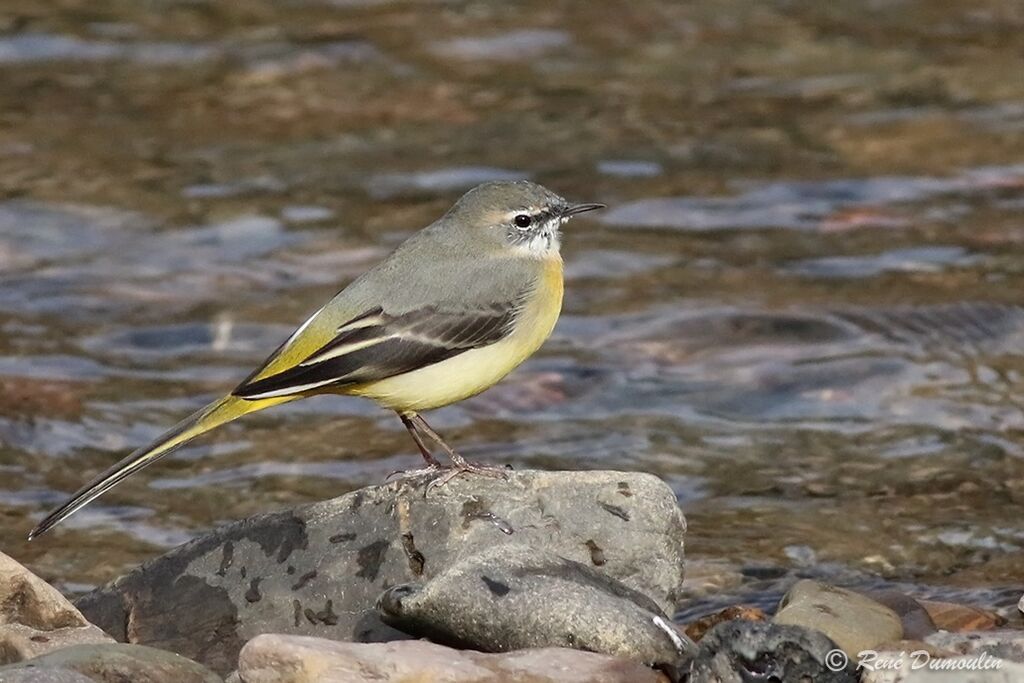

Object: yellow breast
[348,257,564,413]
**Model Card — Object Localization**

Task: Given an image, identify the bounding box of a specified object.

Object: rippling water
[1,0,1022,618]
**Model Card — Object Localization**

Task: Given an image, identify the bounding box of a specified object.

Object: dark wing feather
[232,302,519,399]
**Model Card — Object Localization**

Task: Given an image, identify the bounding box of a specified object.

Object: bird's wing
[232,298,523,399]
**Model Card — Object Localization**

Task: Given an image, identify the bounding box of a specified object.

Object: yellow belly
[347,258,564,413]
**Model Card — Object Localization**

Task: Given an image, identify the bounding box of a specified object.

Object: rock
[0,553,88,631]
[1,623,115,665]
[236,635,664,683]
[773,580,903,656]
[0,669,95,682]
[377,544,693,675]
[869,591,937,640]
[0,553,113,664]
[75,470,685,675]
[683,605,766,642]
[689,619,857,682]
[0,643,223,683]
[917,600,1005,632]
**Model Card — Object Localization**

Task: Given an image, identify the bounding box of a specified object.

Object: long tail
[28,394,291,539]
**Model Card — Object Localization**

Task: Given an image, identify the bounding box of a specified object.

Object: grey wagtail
[30,180,603,539]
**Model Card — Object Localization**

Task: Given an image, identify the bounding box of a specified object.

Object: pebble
[918,600,1006,632]
[773,580,903,656]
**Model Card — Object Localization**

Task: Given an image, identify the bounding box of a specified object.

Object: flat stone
[773,580,903,656]
[690,618,857,682]
[236,634,664,683]
[0,643,223,683]
[0,553,88,630]
[377,544,693,674]
[0,623,114,665]
[917,600,1005,632]
[75,470,686,675]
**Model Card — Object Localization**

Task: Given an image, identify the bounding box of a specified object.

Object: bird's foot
[425,460,510,492]
[385,463,444,483]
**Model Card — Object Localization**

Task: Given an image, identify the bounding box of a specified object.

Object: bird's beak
[561,203,606,217]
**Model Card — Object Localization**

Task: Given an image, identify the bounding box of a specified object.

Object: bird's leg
[384,413,443,482]
[410,414,508,488]
[400,412,442,467]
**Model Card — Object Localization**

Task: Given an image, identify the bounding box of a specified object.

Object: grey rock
[0,669,94,683]
[773,579,903,656]
[0,553,113,664]
[75,470,685,675]
[0,644,222,683]
[378,544,693,674]
[237,634,664,683]
[690,619,857,683]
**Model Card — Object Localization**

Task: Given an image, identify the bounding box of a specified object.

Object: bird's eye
[514,214,532,229]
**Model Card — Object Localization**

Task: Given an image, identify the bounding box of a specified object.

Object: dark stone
[690,619,858,683]
[868,590,937,640]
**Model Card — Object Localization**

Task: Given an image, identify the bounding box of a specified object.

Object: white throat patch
[512,217,563,258]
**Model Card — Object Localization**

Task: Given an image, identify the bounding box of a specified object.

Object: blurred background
[1,1,1022,619]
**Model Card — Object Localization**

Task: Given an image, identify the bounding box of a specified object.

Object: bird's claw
[424,461,510,493]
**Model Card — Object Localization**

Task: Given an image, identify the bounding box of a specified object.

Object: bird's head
[444,180,604,257]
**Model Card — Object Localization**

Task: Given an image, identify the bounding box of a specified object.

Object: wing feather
[232,300,520,400]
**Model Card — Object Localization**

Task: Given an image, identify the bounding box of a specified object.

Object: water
[1,0,1022,620]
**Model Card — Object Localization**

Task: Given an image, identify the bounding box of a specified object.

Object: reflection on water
[0,0,1022,619]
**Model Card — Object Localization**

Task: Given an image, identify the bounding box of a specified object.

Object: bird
[29,180,604,539]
